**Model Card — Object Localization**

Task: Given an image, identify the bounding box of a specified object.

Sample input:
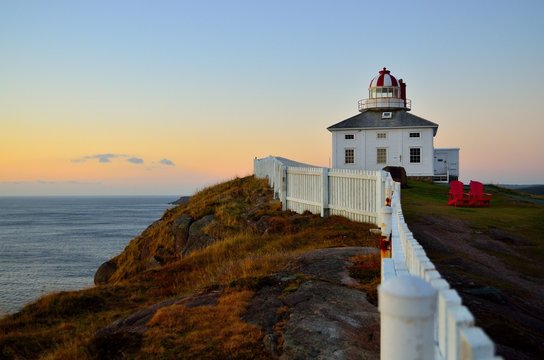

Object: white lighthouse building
[328,67,459,181]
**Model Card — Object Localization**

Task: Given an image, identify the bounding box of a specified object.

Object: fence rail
[254,156,501,360]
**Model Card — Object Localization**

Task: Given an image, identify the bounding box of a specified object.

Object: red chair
[468,181,492,207]
[448,180,470,207]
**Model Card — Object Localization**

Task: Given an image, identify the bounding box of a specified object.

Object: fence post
[376,170,384,226]
[321,167,329,217]
[380,202,392,259]
[280,165,287,211]
[379,275,437,360]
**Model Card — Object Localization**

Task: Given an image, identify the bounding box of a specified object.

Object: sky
[1,0,543,196]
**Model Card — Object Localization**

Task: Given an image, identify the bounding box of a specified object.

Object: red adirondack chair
[448,180,470,207]
[468,181,492,207]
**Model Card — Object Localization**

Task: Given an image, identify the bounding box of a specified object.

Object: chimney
[399,79,407,107]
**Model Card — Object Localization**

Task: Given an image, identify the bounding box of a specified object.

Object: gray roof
[274,156,318,168]
[327,110,439,135]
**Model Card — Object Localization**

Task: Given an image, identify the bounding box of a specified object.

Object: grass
[402,180,544,280]
[348,253,381,305]
[141,290,267,359]
[0,176,380,359]
[402,181,544,240]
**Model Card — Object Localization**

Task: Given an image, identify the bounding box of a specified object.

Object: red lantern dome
[369,67,399,87]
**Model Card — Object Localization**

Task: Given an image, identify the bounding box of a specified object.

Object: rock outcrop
[171,214,192,253]
[169,196,191,205]
[243,247,380,359]
[94,260,117,285]
[182,214,216,255]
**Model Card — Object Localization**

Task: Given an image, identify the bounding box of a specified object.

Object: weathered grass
[141,290,268,359]
[349,253,381,305]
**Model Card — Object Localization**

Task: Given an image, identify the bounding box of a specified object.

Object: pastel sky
[1,0,543,196]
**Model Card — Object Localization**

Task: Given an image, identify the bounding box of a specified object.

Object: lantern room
[358,67,411,111]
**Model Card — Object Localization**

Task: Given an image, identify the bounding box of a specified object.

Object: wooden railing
[253,156,501,360]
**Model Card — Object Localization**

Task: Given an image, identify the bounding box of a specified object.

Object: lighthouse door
[434,154,448,175]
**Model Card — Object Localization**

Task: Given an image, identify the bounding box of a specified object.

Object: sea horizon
[0,196,175,314]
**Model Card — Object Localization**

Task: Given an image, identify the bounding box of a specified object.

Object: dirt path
[409,215,544,360]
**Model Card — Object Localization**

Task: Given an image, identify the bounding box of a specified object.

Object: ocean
[0,196,174,315]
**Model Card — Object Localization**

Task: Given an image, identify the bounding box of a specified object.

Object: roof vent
[382,112,392,119]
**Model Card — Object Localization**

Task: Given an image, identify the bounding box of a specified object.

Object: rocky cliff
[1,176,382,359]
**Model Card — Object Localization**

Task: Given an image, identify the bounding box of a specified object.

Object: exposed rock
[282,280,379,360]
[171,214,192,253]
[295,247,376,286]
[242,275,288,332]
[169,195,191,205]
[382,166,407,188]
[94,260,117,285]
[182,215,216,255]
[243,247,380,359]
[96,298,177,338]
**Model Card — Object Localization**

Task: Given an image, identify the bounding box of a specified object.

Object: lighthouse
[327,67,459,182]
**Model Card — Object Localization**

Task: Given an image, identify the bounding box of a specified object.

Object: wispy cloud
[72,153,125,164]
[159,158,175,166]
[73,154,173,168]
[127,157,144,164]
[73,153,144,165]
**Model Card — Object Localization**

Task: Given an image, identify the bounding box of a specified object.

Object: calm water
[0,196,174,315]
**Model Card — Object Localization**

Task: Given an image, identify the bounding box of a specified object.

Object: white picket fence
[254,156,384,225]
[254,156,501,360]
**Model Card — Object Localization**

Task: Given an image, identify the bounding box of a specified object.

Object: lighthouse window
[345,134,355,140]
[376,88,395,98]
[409,132,421,138]
[344,149,355,164]
[410,148,421,163]
[377,132,387,139]
[377,148,387,164]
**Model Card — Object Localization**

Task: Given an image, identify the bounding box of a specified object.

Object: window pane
[345,149,354,164]
[377,148,387,164]
[410,148,421,163]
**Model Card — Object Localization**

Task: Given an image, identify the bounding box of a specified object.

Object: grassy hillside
[0,176,380,359]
